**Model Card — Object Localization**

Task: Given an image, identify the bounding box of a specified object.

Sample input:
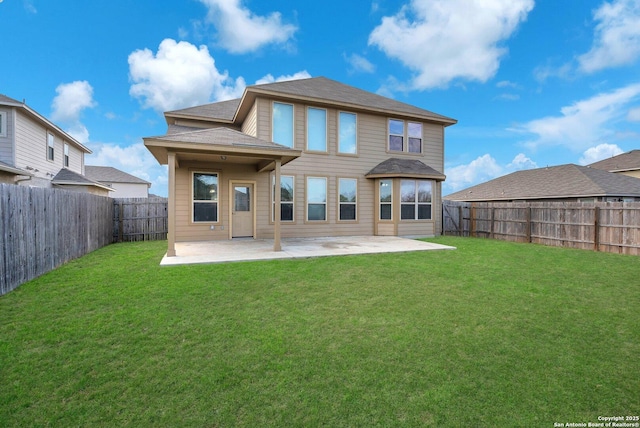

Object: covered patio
[160,235,455,266]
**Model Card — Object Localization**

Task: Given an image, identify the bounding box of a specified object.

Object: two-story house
[0,94,111,195]
[144,77,456,256]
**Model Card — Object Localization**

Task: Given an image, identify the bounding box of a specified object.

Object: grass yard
[0,237,638,427]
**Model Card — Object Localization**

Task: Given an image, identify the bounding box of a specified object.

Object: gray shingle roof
[52,168,111,191]
[166,98,241,122]
[151,127,295,151]
[85,166,150,185]
[588,150,640,172]
[0,94,22,105]
[366,158,446,181]
[164,77,456,125]
[445,164,640,202]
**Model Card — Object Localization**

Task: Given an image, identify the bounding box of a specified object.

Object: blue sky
[2,0,640,197]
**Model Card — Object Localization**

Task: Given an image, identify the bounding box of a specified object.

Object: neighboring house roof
[52,168,113,191]
[166,77,457,127]
[445,164,640,202]
[0,159,32,176]
[366,158,446,181]
[588,150,640,172]
[0,94,91,154]
[85,166,151,186]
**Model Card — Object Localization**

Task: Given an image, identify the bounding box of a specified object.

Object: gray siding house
[0,94,111,195]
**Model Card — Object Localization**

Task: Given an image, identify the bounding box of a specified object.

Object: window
[401,180,432,220]
[273,102,294,148]
[306,177,327,221]
[389,119,404,151]
[47,132,55,161]
[193,172,218,222]
[338,112,357,154]
[307,107,327,151]
[272,175,294,222]
[63,143,70,167]
[408,122,423,153]
[0,111,6,137]
[379,179,392,220]
[339,178,357,221]
[389,120,423,153]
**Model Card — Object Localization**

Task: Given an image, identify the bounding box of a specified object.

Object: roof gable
[366,158,446,181]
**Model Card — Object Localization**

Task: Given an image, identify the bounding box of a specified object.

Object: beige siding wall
[173,98,446,240]
[620,170,640,179]
[241,102,258,137]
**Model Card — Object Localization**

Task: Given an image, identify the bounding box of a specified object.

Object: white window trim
[407,121,423,154]
[47,132,55,161]
[306,106,328,152]
[388,119,423,154]
[400,179,432,221]
[191,171,220,223]
[272,101,295,149]
[63,143,70,167]
[338,111,357,155]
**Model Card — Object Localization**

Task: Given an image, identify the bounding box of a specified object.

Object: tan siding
[171,98,447,241]
[14,112,60,183]
[620,170,640,179]
[241,102,257,137]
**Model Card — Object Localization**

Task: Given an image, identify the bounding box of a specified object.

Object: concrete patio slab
[160,236,455,266]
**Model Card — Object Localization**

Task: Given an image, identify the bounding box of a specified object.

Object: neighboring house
[0,94,111,195]
[144,76,456,255]
[588,150,640,179]
[85,166,151,198]
[445,164,640,203]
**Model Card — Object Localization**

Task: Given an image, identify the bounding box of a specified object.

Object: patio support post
[274,159,282,251]
[167,151,177,257]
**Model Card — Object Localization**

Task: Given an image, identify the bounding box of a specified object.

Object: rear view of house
[144,77,456,256]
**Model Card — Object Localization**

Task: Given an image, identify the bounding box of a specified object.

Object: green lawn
[1,237,638,427]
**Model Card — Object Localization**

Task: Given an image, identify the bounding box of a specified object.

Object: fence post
[118,201,124,243]
[526,206,532,243]
[594,206,600,251]
[490,206,495,239]
[470,204,476,237]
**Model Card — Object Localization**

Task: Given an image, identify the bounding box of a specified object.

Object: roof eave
[366,172,446,181]
[52,181,114,191]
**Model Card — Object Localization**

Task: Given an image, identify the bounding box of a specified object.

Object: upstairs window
[47,132,55,161]
[388,119,404,151]
[338,112,357,154]
[400,179,432,220]
[64,143,70,167]
[193,172,218,222]
[307,107,327,152]
[0,111,6,137]
[388,120,423,154]
[273,102,294,148]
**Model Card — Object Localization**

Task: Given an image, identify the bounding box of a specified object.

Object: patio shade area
[160,236,455,265]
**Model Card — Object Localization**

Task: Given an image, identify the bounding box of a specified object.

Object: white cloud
[50,81,96,145]
[578,0,640,73]
[344,53,376,74]
[254,70,311,85]
[445,153,538,192]
[628,107,640,122]
[86,142,168,196]
[514,83,640,151]
[199,0,297,54]
[578,143,624,165]
[128,39,245,112]
[368,0,534,90]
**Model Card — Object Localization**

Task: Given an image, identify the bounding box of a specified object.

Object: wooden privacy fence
[113,197,168,242]
[0,184,114,295]
[443,200,640,255]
